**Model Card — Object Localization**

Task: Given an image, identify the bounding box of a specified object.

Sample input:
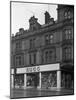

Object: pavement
[10,88,74,99]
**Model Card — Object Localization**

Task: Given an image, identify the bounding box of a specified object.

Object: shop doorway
[27,73,39,88]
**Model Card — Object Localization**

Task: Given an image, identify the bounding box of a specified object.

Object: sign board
[40,64,60,72]
[16,63,60,74]
[17,66,40,74]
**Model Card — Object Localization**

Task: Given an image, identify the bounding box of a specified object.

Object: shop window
[15,74,24,88]
[41,71,57,88]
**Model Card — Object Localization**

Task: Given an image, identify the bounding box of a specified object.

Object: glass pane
[68,11,71,18]
[49,35,53,43]
[64,12,68,19]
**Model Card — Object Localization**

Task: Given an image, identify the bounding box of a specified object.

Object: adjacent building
[11,4,74,91]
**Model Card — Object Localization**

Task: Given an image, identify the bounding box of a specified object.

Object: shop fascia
[11,63,60,74]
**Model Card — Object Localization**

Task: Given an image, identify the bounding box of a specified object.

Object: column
[24,74,27,89]
[11,75,14,88]
[57,70,61,91]
[39,72,41,88]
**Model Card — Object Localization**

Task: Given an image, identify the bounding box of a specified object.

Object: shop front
[11,63,73,90]
[11,63,60,89]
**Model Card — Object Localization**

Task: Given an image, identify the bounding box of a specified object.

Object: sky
[11,2,57,35]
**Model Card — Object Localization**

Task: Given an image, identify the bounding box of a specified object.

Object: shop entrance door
[27,73,39,88]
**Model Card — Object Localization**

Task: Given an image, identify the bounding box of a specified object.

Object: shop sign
[17,63,60,74]
[26,66,40,73]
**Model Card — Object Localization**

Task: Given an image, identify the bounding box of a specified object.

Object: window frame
[15,55,24,66]
[45,49,55,63]
[63,47,72,61]
[45,34,54,45]
[64,10,71,19]
[16,41,22,50]
[30,38,35,49]
[29,53,36,65]
[64,29,72,40]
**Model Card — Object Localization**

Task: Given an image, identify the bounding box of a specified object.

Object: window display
[14,74,24,88]
[41,71,57,88]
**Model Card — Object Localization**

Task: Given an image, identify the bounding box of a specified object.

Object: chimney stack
[45,11,51,24]
[19,28,24,34]
[44,11,54,24]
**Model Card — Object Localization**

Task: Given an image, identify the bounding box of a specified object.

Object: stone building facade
[11,4,74,91]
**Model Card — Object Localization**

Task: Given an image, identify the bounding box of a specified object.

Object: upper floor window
[63,47,72,61]
[45,51,49,63]
[45,34,54,45]
[64,29,72,40]
[30,38,35,49]
[16,41,21,50]
[45,35,49,44]
[29,54,32,65]
[45,50,55,63]
[16,56,21,66]
[15,55,24,66]
[64,10,71,19]
[49,34,53,44]
[29,53,36,65]
[33,53,36,64]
